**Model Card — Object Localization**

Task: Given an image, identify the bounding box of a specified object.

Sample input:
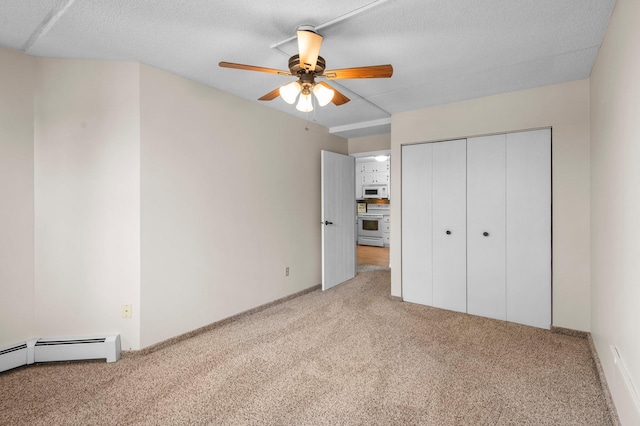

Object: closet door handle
[446,230,451,235]
[483,232,489,237]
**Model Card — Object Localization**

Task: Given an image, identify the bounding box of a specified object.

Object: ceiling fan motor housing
[288,54,325,75]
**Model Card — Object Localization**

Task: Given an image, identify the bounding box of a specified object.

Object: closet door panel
[467,134,506,321]
[506,129,551,328]
[432,140,467,313]
[402,143,433,305]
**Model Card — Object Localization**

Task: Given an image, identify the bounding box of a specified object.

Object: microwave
[362,184,388,199]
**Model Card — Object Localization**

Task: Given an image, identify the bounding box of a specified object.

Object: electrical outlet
[122,304,132,318]
[285,267,290,277]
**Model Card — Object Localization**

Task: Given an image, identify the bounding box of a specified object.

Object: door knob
[483,232,489,237]
[324,221,334,225]
[446,230,451,235]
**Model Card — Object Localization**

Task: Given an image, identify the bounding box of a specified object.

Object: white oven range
[357,204,390,247]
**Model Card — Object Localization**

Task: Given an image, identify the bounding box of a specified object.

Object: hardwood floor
[356,244,390,267]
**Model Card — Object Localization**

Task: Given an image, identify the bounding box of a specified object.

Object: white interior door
[506,129,551,328]
[401,143,433,305]
[321,150,356,291]
[432,140,467,313]
[467,134,507,321]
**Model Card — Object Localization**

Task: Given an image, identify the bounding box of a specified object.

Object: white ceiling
[0,0,616,138]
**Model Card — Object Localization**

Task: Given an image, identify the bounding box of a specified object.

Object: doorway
[352,149,391,271]
[356,245,389,268]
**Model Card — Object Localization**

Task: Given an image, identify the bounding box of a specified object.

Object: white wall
[0,47,35,347]
[139,65,347,347]
[33,59,141,349]
[590,0,640,422]
[391,79,591,331]
[348,133,391,154]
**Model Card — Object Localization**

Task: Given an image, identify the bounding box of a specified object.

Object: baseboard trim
[587,334,621,426]
[126,284,321,357]
[550,326,589,338]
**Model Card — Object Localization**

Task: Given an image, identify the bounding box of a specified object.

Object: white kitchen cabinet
[359,161,391,185]
[362,173,376,184]
[401,129,551,329]
[362,172,388,185]
[355,159,390,198]
[355,167,364,199]
[364,162,376,173]
[364,161,389,173]
[383,216,390,247]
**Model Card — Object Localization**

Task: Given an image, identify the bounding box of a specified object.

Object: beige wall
[0,48,347,351]
[348,133,391,154]
[391,79,591,332]
[139,65,347,347]
[33,58,142,349]
[590,0,640,422]
[0,47,35,347]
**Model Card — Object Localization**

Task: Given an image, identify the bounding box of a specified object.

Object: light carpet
[0,269,613,425]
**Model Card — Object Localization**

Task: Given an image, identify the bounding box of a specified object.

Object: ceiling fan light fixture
[219,27,391,113]
[313,83,334,107]
[296,93,314,112]
[280,81,301,104]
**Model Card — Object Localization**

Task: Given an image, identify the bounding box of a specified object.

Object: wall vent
[0,335,120,373]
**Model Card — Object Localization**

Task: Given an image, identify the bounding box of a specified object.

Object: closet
[401,129,551,329]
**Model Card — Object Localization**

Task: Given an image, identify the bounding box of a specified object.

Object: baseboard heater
[0,335,120,373]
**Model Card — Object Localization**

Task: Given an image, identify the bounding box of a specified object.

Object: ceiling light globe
[280,81,302,104]
[296,93,314,112]
[313,84,335,107]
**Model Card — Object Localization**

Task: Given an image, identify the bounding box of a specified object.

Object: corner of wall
[589,0,640,422]
[0,46,36,347]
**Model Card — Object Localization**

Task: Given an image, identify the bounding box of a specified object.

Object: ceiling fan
[219,26,393,112]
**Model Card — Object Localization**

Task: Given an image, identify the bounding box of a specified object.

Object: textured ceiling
[0,0,616,138]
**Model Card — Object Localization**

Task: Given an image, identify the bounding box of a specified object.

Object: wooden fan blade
[219,62,291,76]
[297,29,323,71]
[317,81,350,106]
[324,64,393,80]
[258,87,281,101]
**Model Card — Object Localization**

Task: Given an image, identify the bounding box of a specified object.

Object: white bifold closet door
[432,140,467,313]
[401,140,467,312]
[466,134,507,321]
[401,143,433,306]
[466,130,551,327]
[505,129,551,328]
[401,129,550,329]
